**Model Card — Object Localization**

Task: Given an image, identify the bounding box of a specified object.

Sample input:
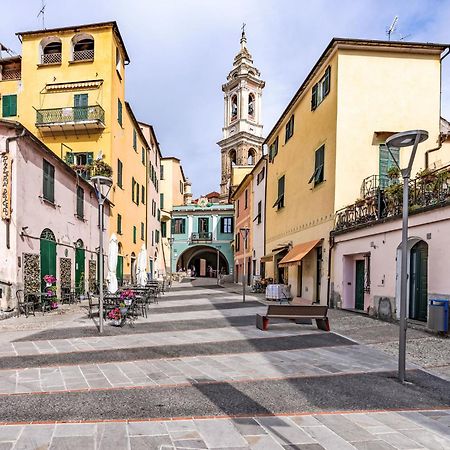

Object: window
[65,151,93,167]
[231,94,238,120]
[273,175,285,210]
[269,136,279,162]
[76,186,84,219]
[244,189,248,209]
[235,233,240,251]
[155,229,160,243]
[133,129,137,150]
[40,37,62,64]
[309,145,325,186]
[161,221,167,238]
[71,34,94,61]
[43,160,55,203]
[116,47,122,78]
[117,213,122,234]
[133,226,137,244]
[198,218,209,233]
[136,184,140,206]
[285,115,294,142]
[74,93,88,118]
[131,177,135,203]
[172,218,186,234]
[248,93,255,117]
[160,193,164,209]
[221,217,233,234]
[257,167,265,185]
[311,66,331,110]
[157,209,160,221]
[160,164,164,180]
[152,200,156,217]
[117,159,123,188]
[2,94,17,117]
[236,199,240,217]
[255,200,262,224]
[141,147,146,165]
[141,222,145,241]
[141,185,145,204]
[117,98,123,126]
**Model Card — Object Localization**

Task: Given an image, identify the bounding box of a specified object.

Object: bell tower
[217,26,265,202]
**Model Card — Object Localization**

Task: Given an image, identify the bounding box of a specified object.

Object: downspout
[2,127,26,249]
[425,47,450,169]
[326,233,335,308]
[263,156,268,277]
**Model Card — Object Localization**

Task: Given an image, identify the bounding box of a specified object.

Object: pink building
[0,120,110,312]
[331,164,450,329]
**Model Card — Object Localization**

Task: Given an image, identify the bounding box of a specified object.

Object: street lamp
[216,245,222,286]
[240,227,250,303]
[91,175,113,334]
[385,130,428,383]
[168,236,174,285]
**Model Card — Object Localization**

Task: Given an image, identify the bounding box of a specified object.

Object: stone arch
[248,93,255,117]
[248,148,256,165]
[71,33,94,61]
[231,94,238,120]
[176,245,230,276]
[39,37,62,64]
[229,149,237,165]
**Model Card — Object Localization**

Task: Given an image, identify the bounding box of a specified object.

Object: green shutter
[133,129,137,150]
[141,222,145,240]
[76,186,84,218]
[2,94,17,117]
[161,221,167,238]
[136,184,140,206]
[117,159,123,187]
[74,94,88,107]
[65,152,75,164]
[43,160,55,203]
[323,66,331,96]
[117,214,122,234]
[379,144,399,186]
[160,193,164,209]
[141,185,145,204]
[118,99,122,126]
[311,84,318,110]
[133,226,136,244]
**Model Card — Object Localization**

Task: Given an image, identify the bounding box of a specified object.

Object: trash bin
[428,299,449,332]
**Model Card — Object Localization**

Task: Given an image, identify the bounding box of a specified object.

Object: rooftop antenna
[386,15,398,41]
[37,0,46,29]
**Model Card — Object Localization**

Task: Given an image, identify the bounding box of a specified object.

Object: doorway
[297,263,303,297]
[40,229,56,292]
[409,241,428,321]
[355,260,365,311]
[75,239,85,295]
[130,252,136,284]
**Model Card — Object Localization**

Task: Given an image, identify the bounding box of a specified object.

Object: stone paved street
[0,282,449,449]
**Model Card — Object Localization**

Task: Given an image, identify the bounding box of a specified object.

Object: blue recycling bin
[428,299,449,333]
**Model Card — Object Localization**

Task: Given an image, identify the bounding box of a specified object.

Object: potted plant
[43,275,58,310]
[120,289,135,306]
[107,307,122,326]
[387,166,400,180]
[89,159,113,178]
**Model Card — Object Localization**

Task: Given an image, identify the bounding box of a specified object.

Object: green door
[117,255,124,286]
[75,242,85,295]
[74,93,88,120]
[149,259,153,280]
[409,241,428,321]
[355,260,365,310]
[40,229,56,292]
[379,144,399,189]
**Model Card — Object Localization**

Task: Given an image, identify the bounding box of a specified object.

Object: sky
[2,0,450,196]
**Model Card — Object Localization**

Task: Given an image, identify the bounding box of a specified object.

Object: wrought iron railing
[36,105,105,126]
[72,49,94,61]
[190,232,213,242]
[1,69,21,80]
[360,174,391,198]
[41,53,62,65]
[334,165,450,232]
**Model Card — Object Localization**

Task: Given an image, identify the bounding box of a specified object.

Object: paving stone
[401,429,450,450]
[54,423,96,436]
[129,435,172,450]
[127,421,167,436]
[195,419,247,448]
[302,425,356,450]
[377,432,425,449]
[49,435,95,450]
[314,414,374,442]
[232,418,268,436]
[0,443,13,450]
[352,441,396,450]
[245,434,284,449]
[0,425,22,441]
[256,417,315,446]
[165,420,196,432]
[172,438,207,449]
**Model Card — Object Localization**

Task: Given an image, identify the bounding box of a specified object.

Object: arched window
[75,239,84,248]
[229,149,237,166]
[40,228,56,241]
[248,148,256,165]
[118,242,123,254]
[40,37,62,65]
[231,95,238,120]
[71,33,94,61]
[248,93,255,117]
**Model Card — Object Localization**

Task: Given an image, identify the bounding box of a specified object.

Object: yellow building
[264,38,449,304]
[0,21,155,281]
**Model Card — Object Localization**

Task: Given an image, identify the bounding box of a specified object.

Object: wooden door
[40,231,57,292]
[409,241,428,321]
[355,260,365,310]
[75,245,85,294]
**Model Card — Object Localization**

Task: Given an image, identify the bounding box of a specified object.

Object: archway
[177,245,229,277]
[40,229,56,291]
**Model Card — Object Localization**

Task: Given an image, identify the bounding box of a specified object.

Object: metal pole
[242,239,246,303]
[398,174,409,382]
[99,202,104,334]
[216,248,220,286]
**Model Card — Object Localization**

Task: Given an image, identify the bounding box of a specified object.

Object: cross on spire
[240,23,247,48]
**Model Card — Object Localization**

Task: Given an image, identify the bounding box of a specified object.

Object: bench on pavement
[256,304,330,331]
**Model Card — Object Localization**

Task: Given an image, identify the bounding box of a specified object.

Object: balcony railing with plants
[190,232,213,243]
[70,160,113,181]
[334,165,450,232]
[36,105,105,126]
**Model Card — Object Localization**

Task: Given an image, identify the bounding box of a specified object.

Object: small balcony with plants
[334,165,450,233]
[190,232,213,243]
[66,153,112,181]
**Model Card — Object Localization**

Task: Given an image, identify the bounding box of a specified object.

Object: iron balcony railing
[36,105,105,126]
[190,232,213,243]
[334,165,450,233]
[1,69,21,81]
[41,53,62,65]
[72,49,94,61]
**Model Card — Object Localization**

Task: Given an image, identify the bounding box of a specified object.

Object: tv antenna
[37,0,46,29]
[386,15,398,41]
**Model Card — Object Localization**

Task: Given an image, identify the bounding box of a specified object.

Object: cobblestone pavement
[0,281,448,449]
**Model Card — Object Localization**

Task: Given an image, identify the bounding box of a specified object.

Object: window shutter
[65,152,74,164]
[133,129,137,150]
[118,99,122,126]
[136,184,140,206]
[77,186,84,218]
[87,153,94,165]
[9,95,17,116]
[323,67,331,96]
[2,95,10,117]
[220,218,224,234]
[311,85,318,110]
[160,193,164,209]
[142,185,145,204]
[131,177,135,202]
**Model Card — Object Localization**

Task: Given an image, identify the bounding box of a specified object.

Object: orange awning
[278,239,323,267]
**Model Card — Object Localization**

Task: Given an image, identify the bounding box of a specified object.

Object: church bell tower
[217,27,265,202]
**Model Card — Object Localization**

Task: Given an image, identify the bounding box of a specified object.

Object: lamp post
[240,227,250,303]
[216,245,222,286]
[385,130,428,383]
[91,175,113,334]
[168,236,174,284]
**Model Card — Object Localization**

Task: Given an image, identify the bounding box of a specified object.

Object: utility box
[428,299,449,333]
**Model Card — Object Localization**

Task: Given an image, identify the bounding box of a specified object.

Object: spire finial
[240,23,247,49]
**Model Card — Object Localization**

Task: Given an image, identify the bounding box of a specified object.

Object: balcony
[72,49,94,62]
[190,232,213,243]
[334,165,450,233]
[1,68,21,81]
[41,53,62,65]
[36,105,105,132]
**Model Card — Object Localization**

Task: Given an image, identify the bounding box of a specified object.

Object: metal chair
[16,290,35,318]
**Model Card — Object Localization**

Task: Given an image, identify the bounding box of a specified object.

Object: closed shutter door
[379,145,399,188]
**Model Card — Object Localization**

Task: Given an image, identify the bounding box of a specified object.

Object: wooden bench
[256,305,330,331]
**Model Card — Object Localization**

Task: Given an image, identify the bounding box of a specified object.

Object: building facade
[264,38,449,304]
[252,156,267,279]
[217,30,265,201]
[0,120,110,310]
[171,201,234,278]
[0,21,159,282]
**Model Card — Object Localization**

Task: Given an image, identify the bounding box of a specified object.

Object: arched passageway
[176,245,229,277]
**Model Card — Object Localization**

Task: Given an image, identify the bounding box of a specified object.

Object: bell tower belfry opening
[217,26,265,202]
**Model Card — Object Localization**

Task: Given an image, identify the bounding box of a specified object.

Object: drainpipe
[2,127,26,249]
[326,233,335,308]
[425,47,450,169]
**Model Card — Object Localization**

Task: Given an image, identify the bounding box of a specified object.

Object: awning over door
[278,239,323,267]
[261,245,290,263]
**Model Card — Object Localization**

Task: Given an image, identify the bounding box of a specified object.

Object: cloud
[2,0,449,196]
